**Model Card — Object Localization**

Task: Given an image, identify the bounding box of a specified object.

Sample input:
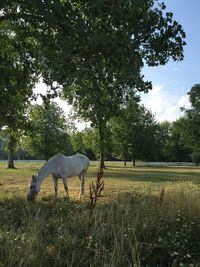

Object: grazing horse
[27,153,89,201]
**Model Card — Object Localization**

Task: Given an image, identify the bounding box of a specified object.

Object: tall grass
[1,187,200,267]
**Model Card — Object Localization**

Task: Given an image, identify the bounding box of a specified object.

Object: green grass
[0,162,200,267]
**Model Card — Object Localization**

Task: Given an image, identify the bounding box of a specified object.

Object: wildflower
[186,253,191,258]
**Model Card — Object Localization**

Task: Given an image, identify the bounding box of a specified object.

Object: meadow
[0,161,200,267]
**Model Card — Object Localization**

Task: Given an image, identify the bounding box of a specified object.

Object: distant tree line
[0,84,199,166]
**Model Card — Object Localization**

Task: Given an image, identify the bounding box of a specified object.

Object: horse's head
[27,175,38,202]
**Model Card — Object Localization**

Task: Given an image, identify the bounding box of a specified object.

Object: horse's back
[73,153,89,166]
[56,153,89,177]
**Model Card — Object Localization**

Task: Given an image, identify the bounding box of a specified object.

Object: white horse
[27,153,89,201]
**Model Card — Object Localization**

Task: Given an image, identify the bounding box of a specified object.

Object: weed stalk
[86,168,104,235]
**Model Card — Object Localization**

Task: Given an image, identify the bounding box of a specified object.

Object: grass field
[0,161,200,267]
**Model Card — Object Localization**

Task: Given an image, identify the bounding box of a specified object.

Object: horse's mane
[38,153,64,174]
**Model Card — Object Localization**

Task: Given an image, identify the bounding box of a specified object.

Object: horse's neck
[36,165,52,185]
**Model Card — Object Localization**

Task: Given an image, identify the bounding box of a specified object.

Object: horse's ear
[32,175,36,181]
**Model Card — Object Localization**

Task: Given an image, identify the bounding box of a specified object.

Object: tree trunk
[100,150,105,169]
[124,145,128,166]
[99,122,106,169]
[132,144,136,166]
[7,134,16,169]
[132,157,136,167]
[132,149,136,166]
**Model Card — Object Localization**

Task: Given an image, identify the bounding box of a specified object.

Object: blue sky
[141,0,200,122]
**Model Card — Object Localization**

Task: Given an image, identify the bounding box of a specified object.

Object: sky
[141,0,200,122]
[35,0,200,128]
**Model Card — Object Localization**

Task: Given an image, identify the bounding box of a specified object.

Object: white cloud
[34,81,190,128]
[33,81,89,131]
[140,84,191,122]
[33,80,71,114]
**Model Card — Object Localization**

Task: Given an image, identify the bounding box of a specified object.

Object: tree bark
[132,149,136,166]
[132,157,136,167]
[7,134,16,169]
[123,145,128,166]
[98,122,106,169]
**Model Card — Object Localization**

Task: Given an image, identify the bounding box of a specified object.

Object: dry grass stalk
[159,187,165,209]
[87,168,104,234]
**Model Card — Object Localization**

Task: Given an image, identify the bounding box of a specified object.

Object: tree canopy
[25,101,73,160]
[0,0,187,165]
[183,84,200,164]
[1,0,186,88]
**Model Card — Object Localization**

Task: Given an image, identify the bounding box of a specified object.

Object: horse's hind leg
[79,172,85,200]
[62,177,70,198]
[53,177,58,198]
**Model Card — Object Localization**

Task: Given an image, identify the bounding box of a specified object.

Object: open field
[0,162,200,267]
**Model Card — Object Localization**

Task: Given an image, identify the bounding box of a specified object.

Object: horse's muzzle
[27,194,35,202]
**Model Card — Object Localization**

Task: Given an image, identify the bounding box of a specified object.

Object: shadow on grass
[104,166,200,184]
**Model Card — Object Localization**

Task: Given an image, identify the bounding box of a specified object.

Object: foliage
[183,84,200,151]
[155,121,172,161]
[0,16,39,167]
[1,0,186,86]
[25,101,73,160]
[70,127,113,161]
[163,118,192,162]
[0,130,8,159]
[70,129,97,160]
[111,98,158,164]
[0,18,37,129]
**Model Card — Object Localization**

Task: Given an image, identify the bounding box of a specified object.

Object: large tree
[0,18,38,168]
[111,99,158,166]
[59,0,186,167]
[1,0,186,167]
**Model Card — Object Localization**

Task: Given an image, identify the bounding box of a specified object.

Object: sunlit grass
[1,161,200,199]
[0,161,200,266]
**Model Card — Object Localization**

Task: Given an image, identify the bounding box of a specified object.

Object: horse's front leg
[79,173,85,200]
[53,177,58,198]
[62,177,70,198]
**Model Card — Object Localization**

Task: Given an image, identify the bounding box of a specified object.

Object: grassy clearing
[0,162,200,266]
